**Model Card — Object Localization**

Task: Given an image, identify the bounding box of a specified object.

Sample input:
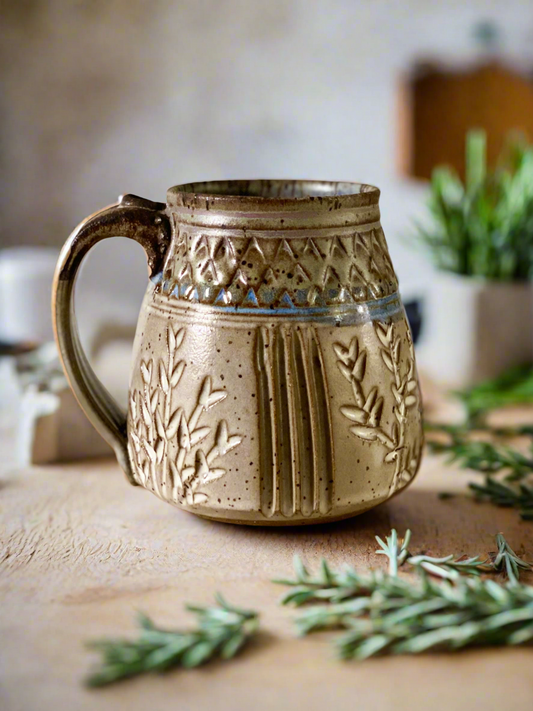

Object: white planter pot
[416,272,533,388]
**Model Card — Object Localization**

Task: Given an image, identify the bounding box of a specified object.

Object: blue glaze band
[151,271,402,325]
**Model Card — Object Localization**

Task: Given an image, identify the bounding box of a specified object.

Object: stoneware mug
[53,180,423,525]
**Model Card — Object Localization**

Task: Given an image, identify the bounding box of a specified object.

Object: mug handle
[52,194,170,484]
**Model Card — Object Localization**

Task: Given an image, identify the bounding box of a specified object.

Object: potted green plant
[415,130,533,386]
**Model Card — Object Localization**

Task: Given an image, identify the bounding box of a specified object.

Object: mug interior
[169,179,379,202]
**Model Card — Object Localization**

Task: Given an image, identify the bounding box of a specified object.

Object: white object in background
[0,247,59,344]
[18,387,112,465]
[416,271,533,387]
[7,343,112,466]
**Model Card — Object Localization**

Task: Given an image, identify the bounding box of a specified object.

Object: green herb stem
[85,595,259,687]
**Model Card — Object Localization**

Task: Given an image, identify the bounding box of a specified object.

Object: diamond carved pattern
[158,227,398,307]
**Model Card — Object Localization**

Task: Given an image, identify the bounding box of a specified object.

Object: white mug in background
[0,247,59,345]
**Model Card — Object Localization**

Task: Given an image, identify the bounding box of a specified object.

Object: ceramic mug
[53,181,423,525]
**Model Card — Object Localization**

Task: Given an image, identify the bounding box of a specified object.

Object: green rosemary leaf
[426,435,533,482]
[407,553,487,580]
[276,530,533,659]
[426,415,533,519]
[375,529,411,575]
[291,567,533,659]
[85,597,259,687]
[492,533,532,585]
[470,477,533,519]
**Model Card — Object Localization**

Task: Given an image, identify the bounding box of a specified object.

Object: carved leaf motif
[207,390,227,409]
[141,361,152,385]
[190,426,210,446]
[194,450,210,479]
[171,361,185,387]
[333,343,349,364]
[167,408,183,439]
[381,351,394,372]
[375,325,389,348]
[334,324,421,496]
[169,460,182,489]
[340,406,368,424]
[174,328,185,352]
[363,387,377,412]
[337,361,353,382]
[349,425,378,441]
[203,468,226,484]
[352,352,366,381]
[130,394,137,421]
[391,384,402,405]
[155,410,166,439]
[129,326,242,507]
[392,339,401,363]
[159,362,169,394]
[351,379,365,408]
[182,466,195,483]
[214,420,228,448]
[142,400,151,427]
[144,442,157,463]
[376,430,396,448]
[369,396,384,426]
[178,417,191,450]
[130,431,141,451]
[168,326,185,353]
[227,435,242,451]
[168,326,176,353]
[198,377,212,407]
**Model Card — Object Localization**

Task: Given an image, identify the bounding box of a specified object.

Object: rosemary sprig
[492,533,532,586]
[276,531,533,659]
[375,529,532,581]
[469,478,533,520]
[427,435,533,482]
[375,529,411,575]
[426,422,533,518]
[407,553,488,580]
[273,558,373,606]
[85,595,259,687]
[335,577,533,659]
[375,529,489,580]
[276,532,531,610]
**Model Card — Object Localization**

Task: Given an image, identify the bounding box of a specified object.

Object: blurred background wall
[1,0,533,384]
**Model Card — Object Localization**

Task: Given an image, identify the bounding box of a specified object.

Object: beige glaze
[53,181,423,525]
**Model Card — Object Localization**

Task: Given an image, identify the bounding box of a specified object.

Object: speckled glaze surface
[53,181,423,525]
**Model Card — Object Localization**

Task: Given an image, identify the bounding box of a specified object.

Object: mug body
[127,181,423,524]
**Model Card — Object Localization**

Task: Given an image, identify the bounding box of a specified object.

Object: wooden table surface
[2,394,533,711]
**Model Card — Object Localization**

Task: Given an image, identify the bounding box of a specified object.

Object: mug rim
[167,179,380,212]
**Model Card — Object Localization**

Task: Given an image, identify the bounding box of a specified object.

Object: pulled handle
[52,194,170,483]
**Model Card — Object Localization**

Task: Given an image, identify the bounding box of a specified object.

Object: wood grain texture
[1,400,533,711]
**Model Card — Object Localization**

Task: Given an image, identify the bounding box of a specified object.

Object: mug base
[173,469,419,527]
[185,500,385,527]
